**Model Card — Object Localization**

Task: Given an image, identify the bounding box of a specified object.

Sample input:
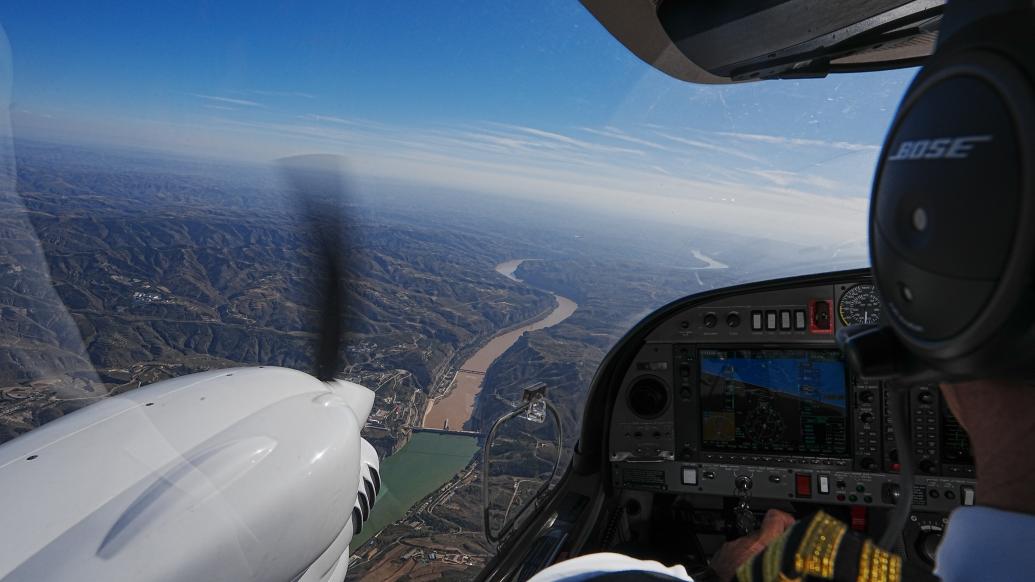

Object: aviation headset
[846,0,1035,382]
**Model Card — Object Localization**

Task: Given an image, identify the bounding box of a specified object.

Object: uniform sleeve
[526,553,694,582]
[936,506,1035,581]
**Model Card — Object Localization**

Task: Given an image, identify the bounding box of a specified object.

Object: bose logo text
[886,135,992,161]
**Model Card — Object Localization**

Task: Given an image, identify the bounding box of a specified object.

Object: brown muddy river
[422,260,577,431]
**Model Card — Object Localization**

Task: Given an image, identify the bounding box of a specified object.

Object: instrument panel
[608,271,976,519]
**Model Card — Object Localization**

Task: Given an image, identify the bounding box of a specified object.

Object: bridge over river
[410,426,485,437]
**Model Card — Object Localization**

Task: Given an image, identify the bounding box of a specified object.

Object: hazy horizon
[1,2,916,250]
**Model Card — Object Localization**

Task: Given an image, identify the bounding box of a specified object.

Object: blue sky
[0,2,918,248]
[1,3,652,127]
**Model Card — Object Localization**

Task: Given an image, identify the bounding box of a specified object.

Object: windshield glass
[0,3,914,579]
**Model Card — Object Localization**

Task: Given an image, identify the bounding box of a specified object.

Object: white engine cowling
[0,366,378,582]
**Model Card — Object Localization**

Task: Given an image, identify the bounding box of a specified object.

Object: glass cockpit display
[700,350,849,456]
[941,403,974,465]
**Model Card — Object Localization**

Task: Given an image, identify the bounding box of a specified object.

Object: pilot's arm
[528,509,939,582]
[935,505,1035,581]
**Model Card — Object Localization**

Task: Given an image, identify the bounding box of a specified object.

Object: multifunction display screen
[700,349,849,456]
[941,404,973,465]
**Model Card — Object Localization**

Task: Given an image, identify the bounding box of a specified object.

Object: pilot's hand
[709,508,795,582]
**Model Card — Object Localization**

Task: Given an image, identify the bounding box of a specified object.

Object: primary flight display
[699,349,849,456]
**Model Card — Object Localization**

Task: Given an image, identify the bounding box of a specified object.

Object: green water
[353,432,479,547]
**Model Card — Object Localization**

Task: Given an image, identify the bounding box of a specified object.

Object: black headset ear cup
[869,11,1035,378]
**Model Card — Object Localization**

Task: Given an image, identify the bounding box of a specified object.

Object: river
[356,260,578,548]
[351,432,480,548]
[689,249,728,270]
[422,260,578,431]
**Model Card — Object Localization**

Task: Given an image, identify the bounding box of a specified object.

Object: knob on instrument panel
[917,531,944,565]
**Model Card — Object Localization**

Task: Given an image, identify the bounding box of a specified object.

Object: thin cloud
[492,123,645,156]
[715,131,880,152]
[748,169,840,190]
[300,114,363,126]
[652,131,770,165]
[15,109,55,119]
[299,114,390,131]
[190,94,264,108]
[580,126,671,151]
[507,125,598,147]
[246,90,316,99]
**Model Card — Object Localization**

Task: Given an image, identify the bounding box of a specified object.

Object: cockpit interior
[479,271,973,580]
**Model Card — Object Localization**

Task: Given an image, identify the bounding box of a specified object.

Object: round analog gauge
[838,284,883,326]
